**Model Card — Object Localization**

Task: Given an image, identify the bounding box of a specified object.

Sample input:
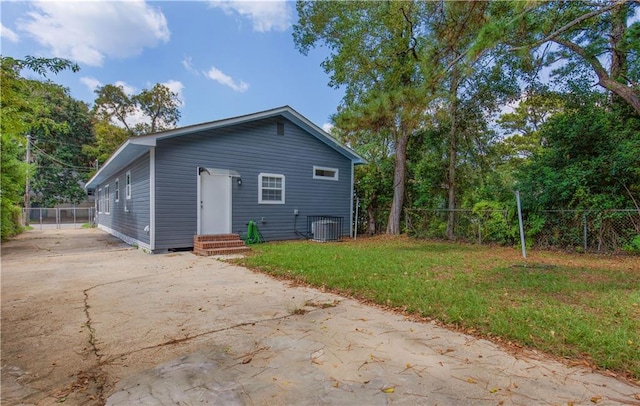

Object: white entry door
[200,171,231,235]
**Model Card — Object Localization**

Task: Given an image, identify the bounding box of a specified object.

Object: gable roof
[84,106,365,190]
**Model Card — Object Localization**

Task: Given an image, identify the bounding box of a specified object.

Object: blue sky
[1,1,343,131]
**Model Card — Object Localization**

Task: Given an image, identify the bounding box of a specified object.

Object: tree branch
[510,0,628,52]
[553,36,640,115]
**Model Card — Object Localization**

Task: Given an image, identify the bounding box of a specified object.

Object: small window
[104,184,110,214]
[125,171,131,200]
[258,173,285,204]
[97,188,102,213]
[115,178,120,202]
[313,166,339,181]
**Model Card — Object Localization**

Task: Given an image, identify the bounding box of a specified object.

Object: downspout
[149,147,156,251]
[196,167,202,235]
[350,160,355,238]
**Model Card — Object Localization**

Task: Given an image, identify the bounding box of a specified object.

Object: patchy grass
[238,236,640,380]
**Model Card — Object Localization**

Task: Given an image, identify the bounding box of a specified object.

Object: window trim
[258,173,285,204]
[313,166,339,181]
[97,188,102,214]
[125,171,131,200]
[114,178,120,202]
[104,184,110,214]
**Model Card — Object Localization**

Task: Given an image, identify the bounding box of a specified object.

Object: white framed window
[97,188,102,213]
[258,173,285,204]
[125,171,131,200]
[313,166,339,181]
[104,184,110,214]
[114,178,120,202]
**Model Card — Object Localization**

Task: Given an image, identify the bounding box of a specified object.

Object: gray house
[84,106,365,253]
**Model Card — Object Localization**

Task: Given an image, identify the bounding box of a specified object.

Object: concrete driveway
[1,228,638,405]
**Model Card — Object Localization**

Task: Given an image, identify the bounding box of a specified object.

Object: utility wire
[34,165,94,172]
[29,141,94,171]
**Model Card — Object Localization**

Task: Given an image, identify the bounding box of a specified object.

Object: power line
[29,141,93,171]
[34,165,95,172]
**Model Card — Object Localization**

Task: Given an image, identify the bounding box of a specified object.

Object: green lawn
[238,236,640,380]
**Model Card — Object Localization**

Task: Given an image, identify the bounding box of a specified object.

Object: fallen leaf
[550,330,555,337]
[333,381,339,388]
[590,395,602,403]
[241,357,252,364]
[489,387,499,393]
[406,363,412,369]
[381,387,395,393]
[467,377,477,384]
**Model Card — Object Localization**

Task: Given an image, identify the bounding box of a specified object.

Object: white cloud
[162,79,185,107]
[80,77,102,92]
[209,0,292,32]
[114,81,137,96]
[17,0,170,66]
[322,123,334,133]
[182,56,198,75]
[1,23,19,43]
[126,110,150,128]
[204,66,249,93]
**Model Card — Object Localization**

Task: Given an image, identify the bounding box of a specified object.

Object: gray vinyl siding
[96,153,150,246]
[154,117,352,249]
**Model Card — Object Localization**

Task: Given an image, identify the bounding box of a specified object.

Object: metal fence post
[355,197,359,240]
[583,212,588,252]
[515,191,527,259]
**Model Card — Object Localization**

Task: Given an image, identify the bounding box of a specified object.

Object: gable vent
[277,122,284,136]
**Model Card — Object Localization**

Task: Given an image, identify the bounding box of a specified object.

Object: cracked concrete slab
[1,228,639,405]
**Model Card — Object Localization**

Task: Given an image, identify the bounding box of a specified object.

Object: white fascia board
[85,140,133,189]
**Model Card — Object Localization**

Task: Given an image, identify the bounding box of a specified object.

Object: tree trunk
[446,67,459,240]
[610,2,628,79]
[367,205,377,235]
[386,128,409,234]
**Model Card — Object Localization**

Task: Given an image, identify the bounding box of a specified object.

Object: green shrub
[623,235,640,253]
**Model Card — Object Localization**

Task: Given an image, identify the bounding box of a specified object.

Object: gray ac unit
[312,219,338,242]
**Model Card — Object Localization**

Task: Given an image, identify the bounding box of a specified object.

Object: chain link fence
[404,209,510,245]
[404,208,640,254]
[527,210,640,253]
[22,207,95,229]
